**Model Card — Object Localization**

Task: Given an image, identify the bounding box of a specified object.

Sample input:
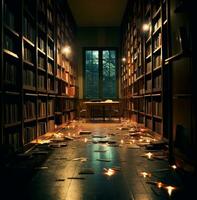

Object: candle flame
[157,182,163,188]
[104,168,115,176]
[165,186,176,196]
[171,165,177,170]
[121,139,124,144]
[140,172,151,178]
[146,152,153,159]
[84,138,88,143]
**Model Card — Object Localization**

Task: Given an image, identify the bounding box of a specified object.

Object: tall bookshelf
[0,0,78,152]
[121,0,169,137]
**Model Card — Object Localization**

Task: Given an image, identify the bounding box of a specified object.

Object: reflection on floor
[1,120,196,200]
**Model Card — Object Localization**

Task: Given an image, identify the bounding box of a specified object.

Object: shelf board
[153,65,162,72]
[48,115,54,118]
[152,88,162,93]
[153,26,161,35]
[38,48,46,55]
[4,121,21,128]
[5,91,20,95]
[152,6,161,19]
[25,93,37,96]
[152,93,162,97]
[37,89,47,93]
[48,35,54,42]
[55,112,62,115]
[146,114,152,118]
[139,112,145,115]
[146,71,152,76]
[4,25,19,37]
[47,72,54,76]
[38,116,47,120]
[153,46,161,54]
[23,86,36,91]
[3,49,19,59]
[48,55,54,61]
[24,118,36,123]
[163,19,167,25]
[38,67,46,72]
[153,115,163,120]
[24,60,34,67]
[146,36,151,44]
[146,54,151,60]
[23,36,35,47]
[136,74,144,81]
[38,93,47,96]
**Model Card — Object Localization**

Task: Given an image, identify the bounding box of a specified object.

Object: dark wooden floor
[0,121,196,200]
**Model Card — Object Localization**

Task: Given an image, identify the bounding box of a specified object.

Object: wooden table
[84,101,120,121]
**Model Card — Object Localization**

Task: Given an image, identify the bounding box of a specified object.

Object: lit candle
[121,139,124,144]
[157,182,163,188]
[146,139,150,143]
[84,138,88,143]
[171,165,177,170]
[140,172,151,178]
[68,132,71,136]
[104,168,115,176]
[165,186,176,196]
[146,152,153,159]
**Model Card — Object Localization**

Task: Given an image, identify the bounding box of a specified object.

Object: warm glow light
[146,139,150,143]
[142,23,150,32]
[120,139,124,144]
[62,46,71,55]
[104,168,115,176]
[157,182,163,188]
[171,165,177,170]
[131,139,135,144]
[122,57,126,62]
[140,172,151,178]
[84,138,88,143]
[146,152,153,159]
[68,132,71,136]
[165,186,176,196]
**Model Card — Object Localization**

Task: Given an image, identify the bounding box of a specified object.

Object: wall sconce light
[62,45,71,55]
[142,23,150,32]
[122,57,126,62]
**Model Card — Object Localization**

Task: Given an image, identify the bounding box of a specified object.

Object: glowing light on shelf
[171,165,177,170]
[84,138,88,143]
[120,139,124,144]
[142,23,150,32]
[122,57,126,62]
[62,45,71,55]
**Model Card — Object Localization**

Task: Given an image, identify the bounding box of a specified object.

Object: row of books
[47,8,53,24]
[23,69,35,88]
[24,126,36,144]
[153,55,162,68]
[24,101,35,120]
[4,61,17,85]
[47,44,54,58]
[24,47,33,63]
[153,33,162,50]
[47,62,54,74]
[4,34,16,53]
[4,3,16,31]
[38,101,46,117]
[38,55,45,69]
[38,37,45,52]
[48,119,55,132]
[153,101,162,116]
[24,17,35,42]
[48,100,54,115]
[38,122,46,136]
[7,131,19,152]
[38,74,45,90]
[5,103,19,124]
[153,75,162,89]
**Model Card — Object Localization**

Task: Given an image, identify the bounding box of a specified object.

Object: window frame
[83,47,119,100]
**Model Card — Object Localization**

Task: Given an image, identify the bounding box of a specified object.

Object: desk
[84,101,120,121]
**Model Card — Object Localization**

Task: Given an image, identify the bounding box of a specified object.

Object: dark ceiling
[67,0,128,27]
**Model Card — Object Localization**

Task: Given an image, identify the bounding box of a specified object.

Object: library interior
[0,0,196,199]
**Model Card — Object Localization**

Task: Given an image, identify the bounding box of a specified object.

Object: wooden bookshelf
[121,0,169,136]
[0,0,78,152]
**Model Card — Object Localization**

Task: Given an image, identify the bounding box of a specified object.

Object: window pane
[102,50,116,98]
[85,50,99,98]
